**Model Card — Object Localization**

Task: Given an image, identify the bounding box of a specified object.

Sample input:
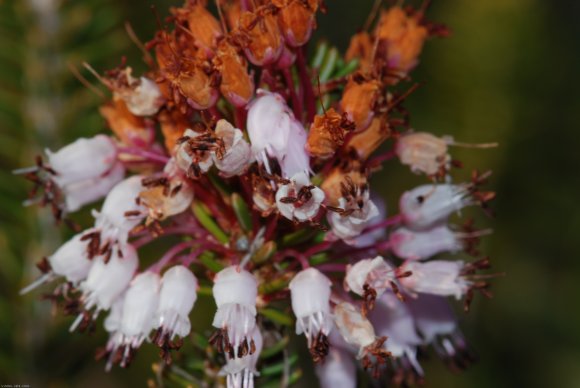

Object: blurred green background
[1,0,579,386]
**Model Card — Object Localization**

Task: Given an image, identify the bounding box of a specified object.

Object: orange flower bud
[376,6,428,74]
[347,117,391,160]
[340,75,381,131]
[213,40,254,107]
[99,99,154,147]
[321,168,367,206]
[345,31,374,75]
[237,9,283,66]
[306,108,355,159]
[273,0,319,47]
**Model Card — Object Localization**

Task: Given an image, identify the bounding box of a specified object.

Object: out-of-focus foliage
[1,0,579,387]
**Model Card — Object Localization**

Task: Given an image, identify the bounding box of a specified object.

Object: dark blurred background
[1,0,579,387]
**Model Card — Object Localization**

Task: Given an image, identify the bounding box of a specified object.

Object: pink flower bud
[289,268,333,349]
[399,184,473,230]
[328,190,379,241]
[155,265,198,339]
[212,266,258,358]
[247,90,309,177]
[390,224,463,261]
[105,271,161,370]
[219,327,263,388]
[213,119,252,177]
[275,172,325,221]
[399,260,468,299]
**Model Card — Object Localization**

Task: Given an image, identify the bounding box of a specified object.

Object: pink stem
[368,150,396,166]
[277,248,309,269]
[304,240,334,257]
[148,240,198,273]
[180,248,204,267]
[118,147,170,164]
[316,263,347,272]
[362,214,403,235]
[296,47,316,123]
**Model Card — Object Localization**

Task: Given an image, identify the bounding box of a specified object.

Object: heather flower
[20,232,93,294]
[42,135,125,212]
[105,271,161,370]
[395,132,451,176]
[333,301,391,374]
[315,345,357,388]
[275,172,325,222]
[340,76,381,131]
[211,266,258,359]
[116,74,164,117]
[175,129,214,175]
[369,293,423,377]
[328,188,379,241]
[213,119,252,177]
[399,183,473,230]
[247,90,309,177]
[214,40,255,107]
[289,268,333,361]
[273,0,319,47]
[219,327,263,388]
[154,265,198,341]
[237,10,283,66]
[71,243,139,331]
[390,224,464,260]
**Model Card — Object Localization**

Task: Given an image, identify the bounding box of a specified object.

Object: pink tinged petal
[62,161,125,212]
[315,346,357,388]
[399,260,468,299]
[123,77,164,117]
[46,135,118,187]
[344,256,394,297]
[399,184,473,230]
[333,302,376,356]
[213,120,252,177]
[48,233,94,284]
[390,224,463,261]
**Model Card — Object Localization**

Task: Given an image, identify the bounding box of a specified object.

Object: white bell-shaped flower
[20,232,94,295]
[219,327,263,388]
[390,224,464,260]
[246,90,309,177]
[105,271,161,370]
[46,135,118,187]
[289,268,334,358]
[399,260,469,299]
[328,190,379,241]
[211,266,258,359]
[92,175,146,246]
[155,265,198,340]
[213,119,252,177]
[399,184,473,230]
[76,243,138,320]
[275,172,325,222]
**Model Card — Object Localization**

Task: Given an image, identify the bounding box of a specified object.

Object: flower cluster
[19,0,497,386]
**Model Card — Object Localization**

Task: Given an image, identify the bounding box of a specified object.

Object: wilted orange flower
[273,0,319,47]
[237,9,283,66]
[376,6,428,74]
[213,39,254,107]
[99,99,153,147]
[345,31,374,74]
[306,108,355,159]
[172,1,223,54]
[347,117,391,160]
[159,109,190,152]
[321,167,367,206]
[340,74,381,131]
